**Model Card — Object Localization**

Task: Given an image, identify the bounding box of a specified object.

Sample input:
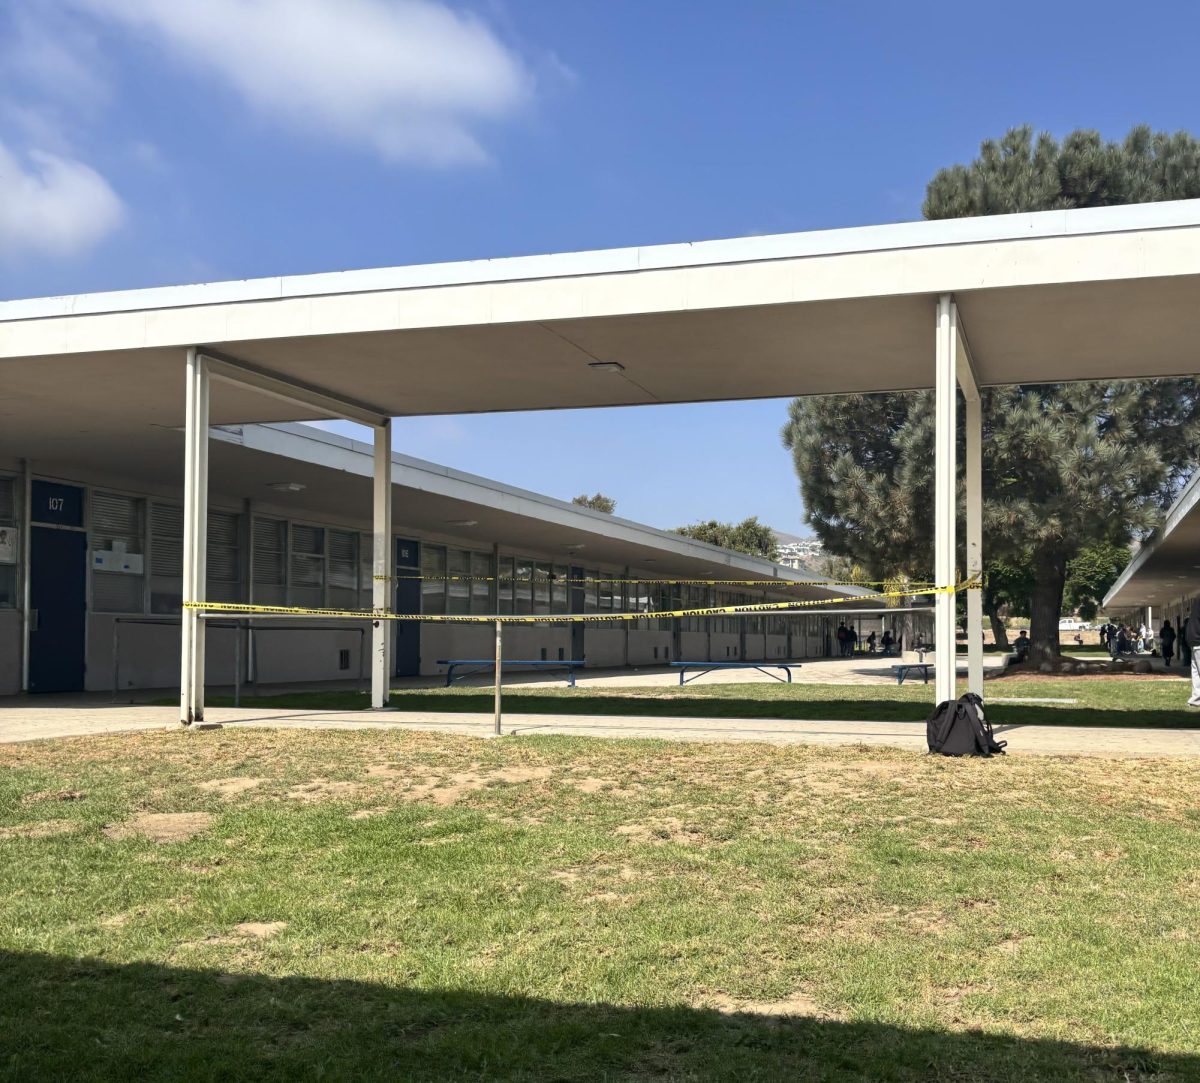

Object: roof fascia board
[1103,469,1200,607]
[5,200,1200,323]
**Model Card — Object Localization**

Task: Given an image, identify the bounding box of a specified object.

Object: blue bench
[893,662,933,685]
[671,661,798,686]
[437,659,584,687]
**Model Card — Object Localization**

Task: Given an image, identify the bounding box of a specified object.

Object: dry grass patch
[103,812,214,843]
[197,777,265,798]
[0,819,80,839]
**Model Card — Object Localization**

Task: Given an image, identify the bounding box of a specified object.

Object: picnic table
[437,659,584,687]
[671,661,798,686]
[892,662,934,685]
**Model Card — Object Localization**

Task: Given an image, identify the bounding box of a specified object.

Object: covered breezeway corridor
[4,199,1200,724]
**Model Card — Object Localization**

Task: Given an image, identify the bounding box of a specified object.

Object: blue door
[29,525,88,693]
[393,538,420,677]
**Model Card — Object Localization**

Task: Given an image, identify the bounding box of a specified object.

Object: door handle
[28,609,39,632]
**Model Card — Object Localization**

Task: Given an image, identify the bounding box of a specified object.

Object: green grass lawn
[191,673,1200,729]
[2,729,1199,1080]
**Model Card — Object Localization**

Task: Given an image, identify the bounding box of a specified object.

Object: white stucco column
[180,346,210,725]
[934,296,958,704]
[957,317,984,698]
[371,419,393,709]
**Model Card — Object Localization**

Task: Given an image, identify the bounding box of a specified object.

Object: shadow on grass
[2,950,1193,1082]
[191,690,1200,730]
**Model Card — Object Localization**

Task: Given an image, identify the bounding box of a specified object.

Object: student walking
[1187,601,1200,708]
[1161,619,1176,666]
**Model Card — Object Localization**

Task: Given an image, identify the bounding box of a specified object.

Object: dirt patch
[233,920,287,939]
[708,992,829,1019]
[286,779,360,802]
[348,806,390,821]
[400,765,556,807]
[21,789,86,804]
[0,819,79,839]
[615,817,708,846]
[198,777,266,798]
[104,812,214,843]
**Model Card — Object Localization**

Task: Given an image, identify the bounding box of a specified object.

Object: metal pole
[933,295,958,705]
[494,619,503,736]
[234,623,242,708]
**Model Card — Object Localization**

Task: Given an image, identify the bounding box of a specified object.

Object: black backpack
[926,692,1007,757]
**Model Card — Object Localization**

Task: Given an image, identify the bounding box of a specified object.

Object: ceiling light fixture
[268,481,306,493]
[446,519,478,527]
[588,361,625,374]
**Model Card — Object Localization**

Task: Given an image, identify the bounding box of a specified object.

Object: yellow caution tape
[184,579,977,625]
[374,574,937,587]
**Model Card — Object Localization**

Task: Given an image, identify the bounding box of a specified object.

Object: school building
[1104,467,1200,640]
[0,421,902,697]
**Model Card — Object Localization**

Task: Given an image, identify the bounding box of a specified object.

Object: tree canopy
[571,493,617,514]
[783,125,1200,662]
[674,517,779,560]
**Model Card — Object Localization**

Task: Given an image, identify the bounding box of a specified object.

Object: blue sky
[4,1,1199,532]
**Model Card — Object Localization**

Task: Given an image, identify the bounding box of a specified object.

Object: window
[471,552,492,614]
[207,510,241,603]
[422,545,446,615]
[150,503,183,613]
[552,564,569,614]
[514,559,533,614]
[497,556,515,614]
[447,549,470,615]
[253,517,287,605]
[329,529,359,609]
[0,477,16,609]
[359,532,375,609]
[533,562,552,615]
[290,524,325,608]
[92,491,145,613]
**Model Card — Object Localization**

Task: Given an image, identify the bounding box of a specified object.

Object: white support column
[934,295,958,705]
[179,347,211,725]
[957,318,984,698]
[371,419,393,709]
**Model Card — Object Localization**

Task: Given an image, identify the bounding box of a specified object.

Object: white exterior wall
[764,634,789,659]
[709,632,741,660]
[627,629,673,665]
[680,631,708,661]
[583,627,625,667]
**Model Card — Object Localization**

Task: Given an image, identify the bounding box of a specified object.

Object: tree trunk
[986,606,1009,651]
[1028,553,1068,665]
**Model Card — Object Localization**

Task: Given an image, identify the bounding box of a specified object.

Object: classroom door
[29,526,88,693]
[393,538,420,677]
[569,565,585,661]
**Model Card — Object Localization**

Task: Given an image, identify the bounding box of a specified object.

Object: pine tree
[783,126,1200,663]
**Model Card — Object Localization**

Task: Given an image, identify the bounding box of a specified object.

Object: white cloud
[72,0,535,166]
[0,141,124,258]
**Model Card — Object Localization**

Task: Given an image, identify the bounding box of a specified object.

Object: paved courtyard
[3,697,1199,757]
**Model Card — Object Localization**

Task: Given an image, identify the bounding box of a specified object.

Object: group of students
[1099,621,1152,656]
[835,622,895,657]
[1104,600,1200,707]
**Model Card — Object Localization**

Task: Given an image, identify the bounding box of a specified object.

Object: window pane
[514,559,533,614]
[497,556,514,615]
[447,550,470,614]
[92,492,145,613]
[533,562,552,615]
[552,564,568,614]
[471,552,491,614]
[422,545,446,615]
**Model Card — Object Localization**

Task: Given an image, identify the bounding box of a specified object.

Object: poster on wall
[0,526,17,564]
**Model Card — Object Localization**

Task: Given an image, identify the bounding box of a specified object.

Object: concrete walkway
[3,700,1199,757]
